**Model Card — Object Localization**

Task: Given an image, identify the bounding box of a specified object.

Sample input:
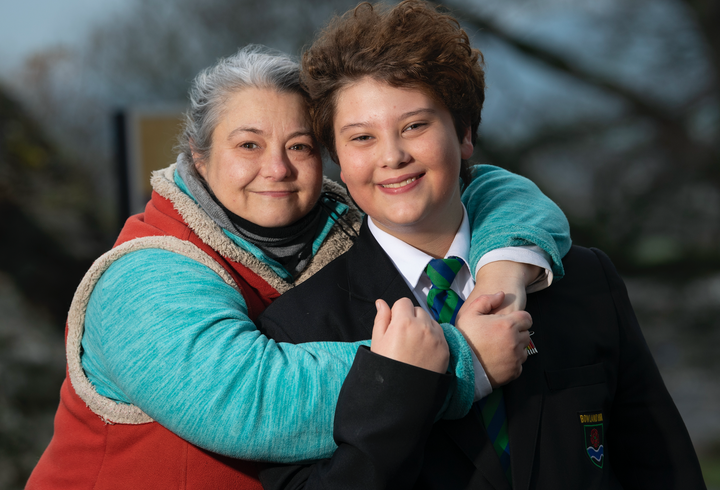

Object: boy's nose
[380,138,410,169]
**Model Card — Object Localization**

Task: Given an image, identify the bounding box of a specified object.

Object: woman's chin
[245,213,301,228]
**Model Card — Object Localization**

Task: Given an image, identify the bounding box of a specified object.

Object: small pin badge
[525,331,538,356]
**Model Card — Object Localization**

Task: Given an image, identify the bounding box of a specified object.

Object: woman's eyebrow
[287,130,314,140]
[226,127,313,141]
[227,126,262,140]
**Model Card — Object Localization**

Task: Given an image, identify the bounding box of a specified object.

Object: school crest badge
[579,411,604,468]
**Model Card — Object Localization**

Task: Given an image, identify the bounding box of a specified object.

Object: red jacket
[27,190,281,489]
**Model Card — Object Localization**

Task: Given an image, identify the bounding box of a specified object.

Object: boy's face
[334,78,473,241]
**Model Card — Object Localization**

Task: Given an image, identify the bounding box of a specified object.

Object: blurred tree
[438,0,720,278]
[3,0,720,485]
[0,87,99,323]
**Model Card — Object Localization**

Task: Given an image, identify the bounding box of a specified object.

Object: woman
[27,45,570,488]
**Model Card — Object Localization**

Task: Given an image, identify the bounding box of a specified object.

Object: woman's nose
[262,150,292,180]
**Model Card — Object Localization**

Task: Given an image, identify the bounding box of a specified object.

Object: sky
[0,0,128,78]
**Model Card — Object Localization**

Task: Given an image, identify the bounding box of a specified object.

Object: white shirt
[367,205,552,400]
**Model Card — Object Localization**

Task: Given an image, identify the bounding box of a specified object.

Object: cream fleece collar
[151,163,361,294]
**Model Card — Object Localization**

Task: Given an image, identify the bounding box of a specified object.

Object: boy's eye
[404,122,426,132]
[352,135,372,142]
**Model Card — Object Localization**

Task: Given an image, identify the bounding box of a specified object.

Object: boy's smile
[334,78,473,255]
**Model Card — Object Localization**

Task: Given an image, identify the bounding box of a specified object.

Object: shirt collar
[367,204,470,289]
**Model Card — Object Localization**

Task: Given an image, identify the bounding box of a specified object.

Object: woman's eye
[289,143,313,152]
[239,142,259,149]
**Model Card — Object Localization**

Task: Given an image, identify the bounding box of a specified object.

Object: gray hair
[177,44,303,163]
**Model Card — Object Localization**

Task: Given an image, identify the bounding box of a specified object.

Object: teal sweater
[81,164,570,462]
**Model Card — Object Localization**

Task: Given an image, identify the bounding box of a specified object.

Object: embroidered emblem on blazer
[579,411,605,468]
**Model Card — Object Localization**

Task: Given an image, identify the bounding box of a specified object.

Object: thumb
[371,299,391,345]
[466,291,505,315]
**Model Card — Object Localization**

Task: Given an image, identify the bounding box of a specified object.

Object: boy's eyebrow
[337,108,437,135]
[401,108,437,119]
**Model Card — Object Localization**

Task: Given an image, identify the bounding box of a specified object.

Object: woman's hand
[469,261,542,314]
[371,298,449,374]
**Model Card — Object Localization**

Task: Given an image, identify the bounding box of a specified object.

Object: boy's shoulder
[257,217,400,344]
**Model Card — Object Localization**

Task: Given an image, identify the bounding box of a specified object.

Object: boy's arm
[259,347,449,490]
[593,249,706,489]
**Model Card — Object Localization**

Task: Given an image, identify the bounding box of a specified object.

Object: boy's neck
[369,203,464,259]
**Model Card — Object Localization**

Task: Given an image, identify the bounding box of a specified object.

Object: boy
[257,1,705,488]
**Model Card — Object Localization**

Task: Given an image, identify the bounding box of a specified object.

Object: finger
[465,292,505,315]
[487,291,506,311]
[391,297,415,318]
[509,311,533,331]
[518,331,531,349]
[372,299,391,344]
[413,306,436,325]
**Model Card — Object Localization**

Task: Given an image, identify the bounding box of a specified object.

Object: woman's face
[195,87,323,228]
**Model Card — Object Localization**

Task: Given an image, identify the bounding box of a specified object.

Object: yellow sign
[126,106,185,213]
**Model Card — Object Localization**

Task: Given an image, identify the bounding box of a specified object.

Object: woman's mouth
[254,190,296,197]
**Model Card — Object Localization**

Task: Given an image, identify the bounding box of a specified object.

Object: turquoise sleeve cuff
[438,323,475,419]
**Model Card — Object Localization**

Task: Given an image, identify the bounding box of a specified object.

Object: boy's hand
[455,292,532,387]
[371,298,449,374]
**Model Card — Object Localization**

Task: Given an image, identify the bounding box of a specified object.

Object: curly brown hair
[301,0,485,184]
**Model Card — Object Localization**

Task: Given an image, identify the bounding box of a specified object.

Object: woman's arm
[455,165,570,392]
[463,164,571,280]
[81,248,474,463]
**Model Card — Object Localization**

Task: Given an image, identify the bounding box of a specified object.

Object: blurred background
[0,0,718,487]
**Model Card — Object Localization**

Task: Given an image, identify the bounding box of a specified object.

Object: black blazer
[257,219,706,490]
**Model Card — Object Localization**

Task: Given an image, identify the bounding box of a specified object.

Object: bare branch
[434,0,681,126]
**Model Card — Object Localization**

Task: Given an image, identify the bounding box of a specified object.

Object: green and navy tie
[425,257,512,483]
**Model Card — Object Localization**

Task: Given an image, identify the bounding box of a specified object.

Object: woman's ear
[460,127,474,160]
[194,157,207,179]
[190,144,208,179]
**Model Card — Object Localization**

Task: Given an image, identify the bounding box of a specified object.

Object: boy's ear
[460,127,474,160]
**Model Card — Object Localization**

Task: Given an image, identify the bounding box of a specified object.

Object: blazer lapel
[504,301,546,490]
[349,218,520,490]
[344,218,421,337]
[442,413,512,490]
[442,295,547,490]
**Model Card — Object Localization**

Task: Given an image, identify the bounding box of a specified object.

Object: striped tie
[425,257,512,483]
[425,257,465,324]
